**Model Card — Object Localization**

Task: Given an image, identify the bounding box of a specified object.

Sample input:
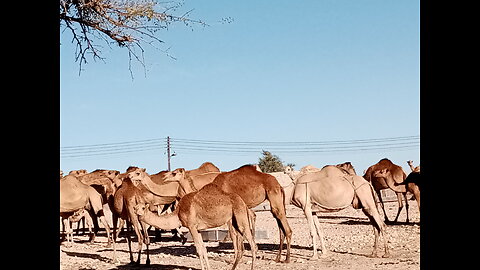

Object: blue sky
[60,0,420,174]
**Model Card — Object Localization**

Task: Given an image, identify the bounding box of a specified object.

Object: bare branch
[60,0,208,77]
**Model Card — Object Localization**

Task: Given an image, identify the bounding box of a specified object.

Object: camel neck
[141,208,182,230]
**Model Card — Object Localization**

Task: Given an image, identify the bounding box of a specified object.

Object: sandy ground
[60,200,419,270]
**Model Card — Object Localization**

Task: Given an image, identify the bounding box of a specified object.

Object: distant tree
[258,150,286,173]
[59,0,207,75]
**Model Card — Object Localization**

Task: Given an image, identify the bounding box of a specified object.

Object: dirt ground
[60,200,420,270]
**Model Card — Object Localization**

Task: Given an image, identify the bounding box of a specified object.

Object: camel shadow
[62,250,112,263]
[113,263,196,270]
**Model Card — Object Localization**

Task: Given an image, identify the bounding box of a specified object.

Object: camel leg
[228,220,243,270]
[268,191,292,263]
[190,227,210,270]
[393,192,404,223]
[125,221,135,264]
[376,190,390,223]
[131,220,144,264]
[62,218,73,246]
[140,221,151,266]
[247,209,256,242]
[357,185,390,258]
[303,203,319,260]
[403,192,410,223]
[312,213,328,256]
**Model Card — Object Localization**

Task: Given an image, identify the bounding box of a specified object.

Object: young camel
[130,169,256,270]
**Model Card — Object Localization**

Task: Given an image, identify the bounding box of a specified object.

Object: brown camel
[60,175,113,247]
[374,169,421,213]
[284,164,389,259]
[407,160,420,172]
[363,158,410,223]
[208,164,292,263]
[131,170,256,270]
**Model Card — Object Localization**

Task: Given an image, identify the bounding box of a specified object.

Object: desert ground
[60,200,419,270]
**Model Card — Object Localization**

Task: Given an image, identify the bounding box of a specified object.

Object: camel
[284,165,389,259]
[407,160,420,172]
[162,169,221,198]
[131,173,257,270]
[112,167,153,265]
[208,164,292,263]
[185,161,220,178]
[374,169,421,213]
[60,175,113,247]
[68,169,88,177]
[363,158,410,223]
[73,169,120,235]
[111,163,220,265]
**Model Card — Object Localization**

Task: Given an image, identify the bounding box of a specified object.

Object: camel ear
[142,168,146,172]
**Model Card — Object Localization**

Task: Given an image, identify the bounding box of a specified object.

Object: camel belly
[294,180,354,212]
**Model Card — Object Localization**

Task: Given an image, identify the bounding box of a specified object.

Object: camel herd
[59,158,421,270]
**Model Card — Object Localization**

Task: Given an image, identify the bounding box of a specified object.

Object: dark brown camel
[209,164,293,263]
[363,158,409,223]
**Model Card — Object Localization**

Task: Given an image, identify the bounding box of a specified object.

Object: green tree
[258,150,291,173]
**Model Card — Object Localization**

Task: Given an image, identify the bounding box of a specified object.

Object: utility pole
[166,136,176,171]
[167,136,171,171]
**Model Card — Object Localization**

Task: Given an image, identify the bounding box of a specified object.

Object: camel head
[336,162,357,175]
[134,203,149,216]
[60,170,64,178]
[126,167,147,187]
[407,160,413,165]
[373,168,389,178]
[104,170,120,180]
[68,169,88,177]
[163,168,186,183]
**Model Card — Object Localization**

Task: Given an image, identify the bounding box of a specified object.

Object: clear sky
[60,0,420,175]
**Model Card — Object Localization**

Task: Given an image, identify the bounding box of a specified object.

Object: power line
[60,135,419,159]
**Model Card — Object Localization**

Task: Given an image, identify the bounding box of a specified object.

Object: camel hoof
[146,259,151,266]
[368,252,379,258]
[309,255,319,261]
[282,258,291,263]
[382,253,391,258]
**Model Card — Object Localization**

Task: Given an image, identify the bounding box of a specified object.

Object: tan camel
[163,169,221,198]
[407,160,420,172]
[111,163,220,265]
[60,175,113,247]
[131,172,257,270]
[112,166,152,265]
[73,169,120,236]
[185,161,220,178]
[284,165,389,259]
[62,208,94,245]
[208,164,292,263]
[68,169,88,177]
[363,158,410,223]
[374,169,421,213]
